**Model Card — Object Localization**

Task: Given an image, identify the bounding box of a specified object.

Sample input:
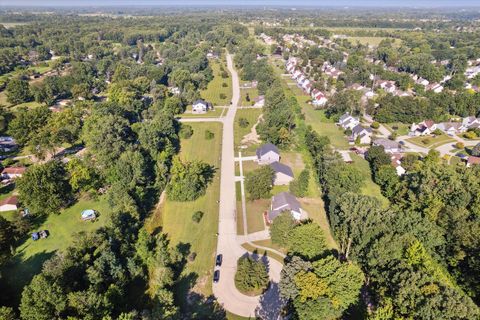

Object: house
[436,122,465,135]
[2,167,26,179]
[312,90,328,107]
[253,95,265,107]
[427,83,444,93]
[292,70,302,80]
[391,153,406,176]
[372,138,402,153]
[351,125,373,144]
[192,99,212,114]
[0,137,18,153]
[409,120,437,136]
[270,162,294,185]
[364,90,376,99]
[338,113,360,130]
[462,116,480,129]
[467,156,480,167]
[267,192,304,223]
[168,86,181,95]
[0,196,18,212]
[350,83,365,91]
[256,143,280,164]
[378,80,396,93]
[416,77,429,86]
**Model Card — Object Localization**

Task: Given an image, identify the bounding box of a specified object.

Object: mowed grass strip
[1,196,113,302]
[159,122,222,296]
[407,134,455,148]
[200,58,232,106]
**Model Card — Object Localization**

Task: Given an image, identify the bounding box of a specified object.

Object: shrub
[421,138,431,145]
[234,254,269,295]
[222,82,228,88]
[270,212,296,247]
[219,93,227,100]
[389,132,398,140]
[179,124,193,139]
[221,71,229,78]
[371,121,380,129]
[344,129,352,136]
[464,131,477,140]
[192,211,204,223]
[246,93,250,102]
[455,142,465,149]
[204,130,214,140]
[238,117,249,128]
[472,143,480,156]
[245,166,274,200]
[432,128,443,135]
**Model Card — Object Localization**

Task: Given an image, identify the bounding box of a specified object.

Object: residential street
[212,54,283,318]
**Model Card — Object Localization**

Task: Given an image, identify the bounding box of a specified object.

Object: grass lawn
[302,107,350,149]
[148,122,222,298]
[239,87,259,107]
[1,196,113,304]
[227,311,251,320]
[384,122,410,136]
[407,134,455,148]
[347,36,401,47]
[350,153,389,207]
[201,59,232,106]
[234,108,262,151]
[241,243,285,265]
[245,199,269,234]
[179,106,225,118]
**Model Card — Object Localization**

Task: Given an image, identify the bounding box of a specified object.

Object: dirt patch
[241,114,262,145]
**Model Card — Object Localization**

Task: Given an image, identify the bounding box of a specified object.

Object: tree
[287,223,327,260]
[179,124,193,139]
[289,169,310,197]
[270,212,296,247]
[66,158,101,193]
[234,254,269,295]
[5,78,32,105]
[16,161,72,215]
[8,106,51,145]
[238,117,249,128]
[166,157,214,201]
[471,143,480,157]
[455,142,464,149]
[0,307,16,320]
[0,216,16,265]
[245,165,274,200]
[192,211,204,223]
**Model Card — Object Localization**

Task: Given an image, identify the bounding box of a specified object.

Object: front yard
[407,134,455,148]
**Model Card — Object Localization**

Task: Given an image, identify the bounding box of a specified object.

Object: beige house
[270,162,294,185]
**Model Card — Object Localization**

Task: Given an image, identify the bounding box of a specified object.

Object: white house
[256,143,280,164]
[268,192,304,223]
[462,116,480,129]
[436,122,466,135]
[391,153,406,176]
[338,113,360,130]
[409,120,437,136]
[312,90,328,107]
[351,124,373,144]
[192,99,211,114]
[427,83,444,93]
[0,196,18,212]
[253,95,265,107]
[270,162,294,185]
[372,138,402,153]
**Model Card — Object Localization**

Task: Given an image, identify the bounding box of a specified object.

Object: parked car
[213,270,220,283]
[215,254,223,266]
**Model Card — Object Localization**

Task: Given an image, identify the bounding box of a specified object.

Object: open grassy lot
[347,37,401,47]
[245,199,269,234]
[201,59,232,106]
[302,107,350,149]
[239,87,259,107]
[350,153,389,207]
[407,134,455,148]
[1,196,113,303]
[179,106,225,118]
[234,108,262,151]
[150,122,222,297]
[384,122,410,136]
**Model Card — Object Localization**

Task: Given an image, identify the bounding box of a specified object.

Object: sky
[2,0,480,7]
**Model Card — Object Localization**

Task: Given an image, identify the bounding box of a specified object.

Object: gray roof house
[351,125,373,144]
[372,138,402,153]
[268,192,304,223]
[256,143,280,164]
[270,162,294,185]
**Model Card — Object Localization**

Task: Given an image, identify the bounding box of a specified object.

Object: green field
[234,108,262,150]
[407,134,455,148]
[347,36,401,47]
[384,122,410,136]
[302,107,350,149]
[149,122,222,298]
[350,153,389,207]
[1,196,113,303]
[201,59,232,106]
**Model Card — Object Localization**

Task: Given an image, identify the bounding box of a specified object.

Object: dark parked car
[213,270,220,283]
[215,254,223,266]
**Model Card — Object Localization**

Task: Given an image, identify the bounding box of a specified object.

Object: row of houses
[286,58,328,106]
[409,116,480,136]
[338,113,373,144]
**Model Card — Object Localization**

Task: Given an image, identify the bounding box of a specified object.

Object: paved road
[212,54,283,318]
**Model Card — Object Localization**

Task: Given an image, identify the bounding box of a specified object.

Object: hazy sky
[3,0,480,7]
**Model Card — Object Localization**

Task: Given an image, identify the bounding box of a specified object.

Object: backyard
[200,58,232,106]
[0,196,113,305]
[147,122,222,298]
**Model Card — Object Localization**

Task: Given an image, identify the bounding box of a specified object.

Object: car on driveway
[215,254,223,266]
[213,270,220,283]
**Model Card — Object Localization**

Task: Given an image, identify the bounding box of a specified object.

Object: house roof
[269,192,301,221]
[2,167,26,175]
[256,143,279,158]
[0,196,18,206]
[352,124,372,135]
[339,113,351,123]
[193,99,207,106]
[373,138,400,150]
[270,162,294,178]
[467,156,480,165]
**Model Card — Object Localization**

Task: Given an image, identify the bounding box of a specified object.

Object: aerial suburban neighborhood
[0,1,479,320]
